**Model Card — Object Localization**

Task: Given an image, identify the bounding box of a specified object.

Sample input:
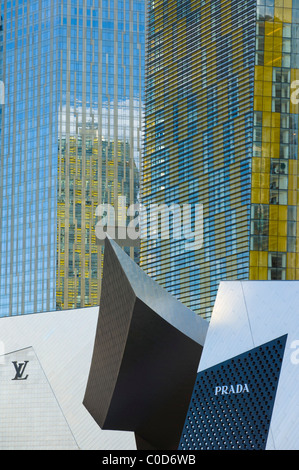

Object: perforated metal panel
[179,335,287,450]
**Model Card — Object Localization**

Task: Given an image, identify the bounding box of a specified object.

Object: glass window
[250,235,268,251]
[255,51,264,65]
[282,39,291,53]
[281,129,290,143]
[280,145,290,159]
[281,115,290,128]
[288,221,296,237]
[288,206,297,221]
[256,37,264,51]
[282,54,291,67]
[254,111,263,126]
[283,24,292,38]
[287,237,296,252]
[268,253,286,280]
[253,127,262,142]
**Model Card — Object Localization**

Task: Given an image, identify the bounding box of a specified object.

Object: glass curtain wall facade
[0,0,145,316]
[56,0,144,310]
[141,0,299,320]
[250,0,299,282]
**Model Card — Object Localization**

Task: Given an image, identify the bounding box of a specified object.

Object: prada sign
[215,383,250,396]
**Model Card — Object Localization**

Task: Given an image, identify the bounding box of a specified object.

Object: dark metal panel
[83,239,136,427]
[103,297,202,449]
[179,335,288,450]
[83,237,208,449]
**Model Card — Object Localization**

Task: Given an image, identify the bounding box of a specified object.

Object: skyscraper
[141,0,299,320]
[0,0,145,316]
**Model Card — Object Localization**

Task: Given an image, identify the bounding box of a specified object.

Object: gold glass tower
[141,0,299,320]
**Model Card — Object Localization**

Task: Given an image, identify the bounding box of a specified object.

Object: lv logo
[12,361,29,381]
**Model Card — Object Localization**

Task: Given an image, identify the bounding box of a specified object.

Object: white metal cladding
[0,347,78,450]
[198,280,299,450]
[0,307,136,450]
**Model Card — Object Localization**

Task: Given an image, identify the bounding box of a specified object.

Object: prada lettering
[215,384,249,396]
[12,361,29,381]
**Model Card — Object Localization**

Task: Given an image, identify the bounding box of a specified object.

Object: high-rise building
[0,0,145,316]
[141,0,299,320]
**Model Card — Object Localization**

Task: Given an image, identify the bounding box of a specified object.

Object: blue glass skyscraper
[0,0,145,316]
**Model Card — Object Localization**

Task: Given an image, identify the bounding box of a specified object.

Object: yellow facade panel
[255,66,264,81]
[258,267,268,279]
[255,80,263,96]
[271,113,280,128]
[286,268,296,280]
[263,66,273,81]
[262,97,272,112]
[252,157,261,173]
[271,128,280,143]
[283,8,292,23]
[249,267,259,280]
[287,252,296,268]
[274,8,283,22]
[260,188,269,204]
[258,251,268,267]
[262,111,272,127]
[278,205,288,220]
[254,96,263,112]
[270,143,280,158]
[268,236,278,251]
[262,127,271,143]
[278,237,287,252]
[261,173,270,189]
[250,251,259,267]
[252,173,261,188]
[278,220,287,237]
[273,36,282,53]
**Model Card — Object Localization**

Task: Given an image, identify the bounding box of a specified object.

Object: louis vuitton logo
[12,361,29,381]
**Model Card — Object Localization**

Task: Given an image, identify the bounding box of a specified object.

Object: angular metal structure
[83,237,209,450]
[179,280,299,451]
[179,335,288,450]
[0,306,136,450]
